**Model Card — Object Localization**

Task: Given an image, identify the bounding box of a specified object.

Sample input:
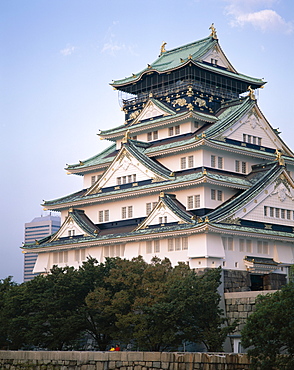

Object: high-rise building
[23,26,294,294]
[23,214,60,282]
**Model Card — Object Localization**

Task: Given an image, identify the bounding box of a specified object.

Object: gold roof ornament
[209,23,217,39]
[205,216,209,222]
[247,86,256,100]
[79,160,84,166]
[160,42,167,55]
[275,149,285,166]
[122,129,130,143]
[160,191,165,198]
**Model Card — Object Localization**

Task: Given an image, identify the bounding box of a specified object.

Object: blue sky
[1,0,293,282]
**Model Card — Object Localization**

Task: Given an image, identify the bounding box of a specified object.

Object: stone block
[143,352,161,362]
[94,352,110,361]
[108,361,116,369]
[128,352,144,362]
[96,362,104,370]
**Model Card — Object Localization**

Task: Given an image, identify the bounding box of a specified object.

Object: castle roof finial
[160,41,167,55]
[209,23,217,39]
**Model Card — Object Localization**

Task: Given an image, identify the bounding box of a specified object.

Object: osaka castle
[23,26,294,292]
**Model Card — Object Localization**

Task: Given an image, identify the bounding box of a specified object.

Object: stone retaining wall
[224,290,276,332]
[0,351,250,369]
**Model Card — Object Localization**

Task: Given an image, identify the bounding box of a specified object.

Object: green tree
[0,277,18,349]
[241,283,294,370]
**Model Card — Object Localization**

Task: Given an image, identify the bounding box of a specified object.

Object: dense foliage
[241,282,294,370]
[0,257,234,351]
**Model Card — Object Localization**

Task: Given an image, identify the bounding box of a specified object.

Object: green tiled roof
[43,167,250,209]
[66,143,117,172]
[111,36,264,88]
[207,162,283,222]
[160,193,195,223]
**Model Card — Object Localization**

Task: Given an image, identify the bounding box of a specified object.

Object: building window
[103,244,125,258]
[242,161,247,174]
[168,239,174,251]
[188,155,194,168]
[175,125,180,135]
[265,206,294,220]
[211,155,223,169]
[218,156,223,169]
[122,207,127,219]
[211,155,216,167]
[235,160,240,172]
[68,230,75,237]
[211,189,216,200]
[167,237,188,251]
[154,240,160,253]
[222,237,233,251]
[257,241,269,254]
[146,241,152,254]
[147,132,152,141]
[159,216,167,224]
[246,240,252,253]
[169,127,174,136]
[91,175,96,185]
[239,239,244,252]
[146,202,158,215]
[217,190,223,201]
[181,157,187,169]
[187,195,200,209]
[99,210,109,222]
[243,134,262,145]
[53,251,68,264]
[128,206,133,218]
[146,240,160,254]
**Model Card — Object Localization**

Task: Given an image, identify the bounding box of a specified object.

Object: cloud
[101,41,126,55]
[60,44,77,56]
[224,0,293,34]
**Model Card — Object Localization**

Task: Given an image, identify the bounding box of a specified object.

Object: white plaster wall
[158,149,204,171]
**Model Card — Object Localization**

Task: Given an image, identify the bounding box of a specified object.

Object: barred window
[128,206,133,218]
[188,155,194,168]
[153,131,158,140]
[175,238,181,251]
[242,162,247,174]
[168,239,174,251]
[154,240,160,253]
[175,125,180,135]
[235,160,240,172]
[91,175,96,185]
[181,157,187,169]
[217,190,223,201]
[218,156,223,169]
[182,237,188,250]
[146,241,152,254]
[211,189,216,200]
[122,207,127,219]
[168,127,174,136]
[211,155,216,167]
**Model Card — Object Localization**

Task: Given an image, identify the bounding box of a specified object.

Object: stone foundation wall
[0,351,250,369]
[224,290,276,333]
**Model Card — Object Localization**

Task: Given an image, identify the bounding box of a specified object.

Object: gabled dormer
[129,98,175,125]
[201,43,237,72]
[137,192,195,230]
[84,139,173,196]
[206,160,294,227]
[50,208,99,241]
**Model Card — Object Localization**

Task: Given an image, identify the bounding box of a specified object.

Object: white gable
[50,216,86,241]
[234,173,294,226]
[132,99,171,124]
[222,107,289,153]
[147,202,183,226]
[201,45,236,72]
[85,147,167,195]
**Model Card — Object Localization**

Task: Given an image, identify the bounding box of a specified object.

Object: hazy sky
[1,0,294,282]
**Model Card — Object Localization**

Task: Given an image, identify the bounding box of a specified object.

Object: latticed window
[146,241,152,254]
[175,238,181,251]
[181,157,186,169]
[211,155,216,167]
[217,190,223,201]
[154,240,160,253]
[169,127,174,136]
[218,156,223,169]
[175,125,180,135]
[242,161,247,174]
[182,237,188,250]
[168,239,174,251]
[91,175,96,185]
[153,131,158,140]
[235,160,240,172]
[211,189,216,200]
[122,207,127,219]
[128,206,133,218]
[188,155,194,168]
